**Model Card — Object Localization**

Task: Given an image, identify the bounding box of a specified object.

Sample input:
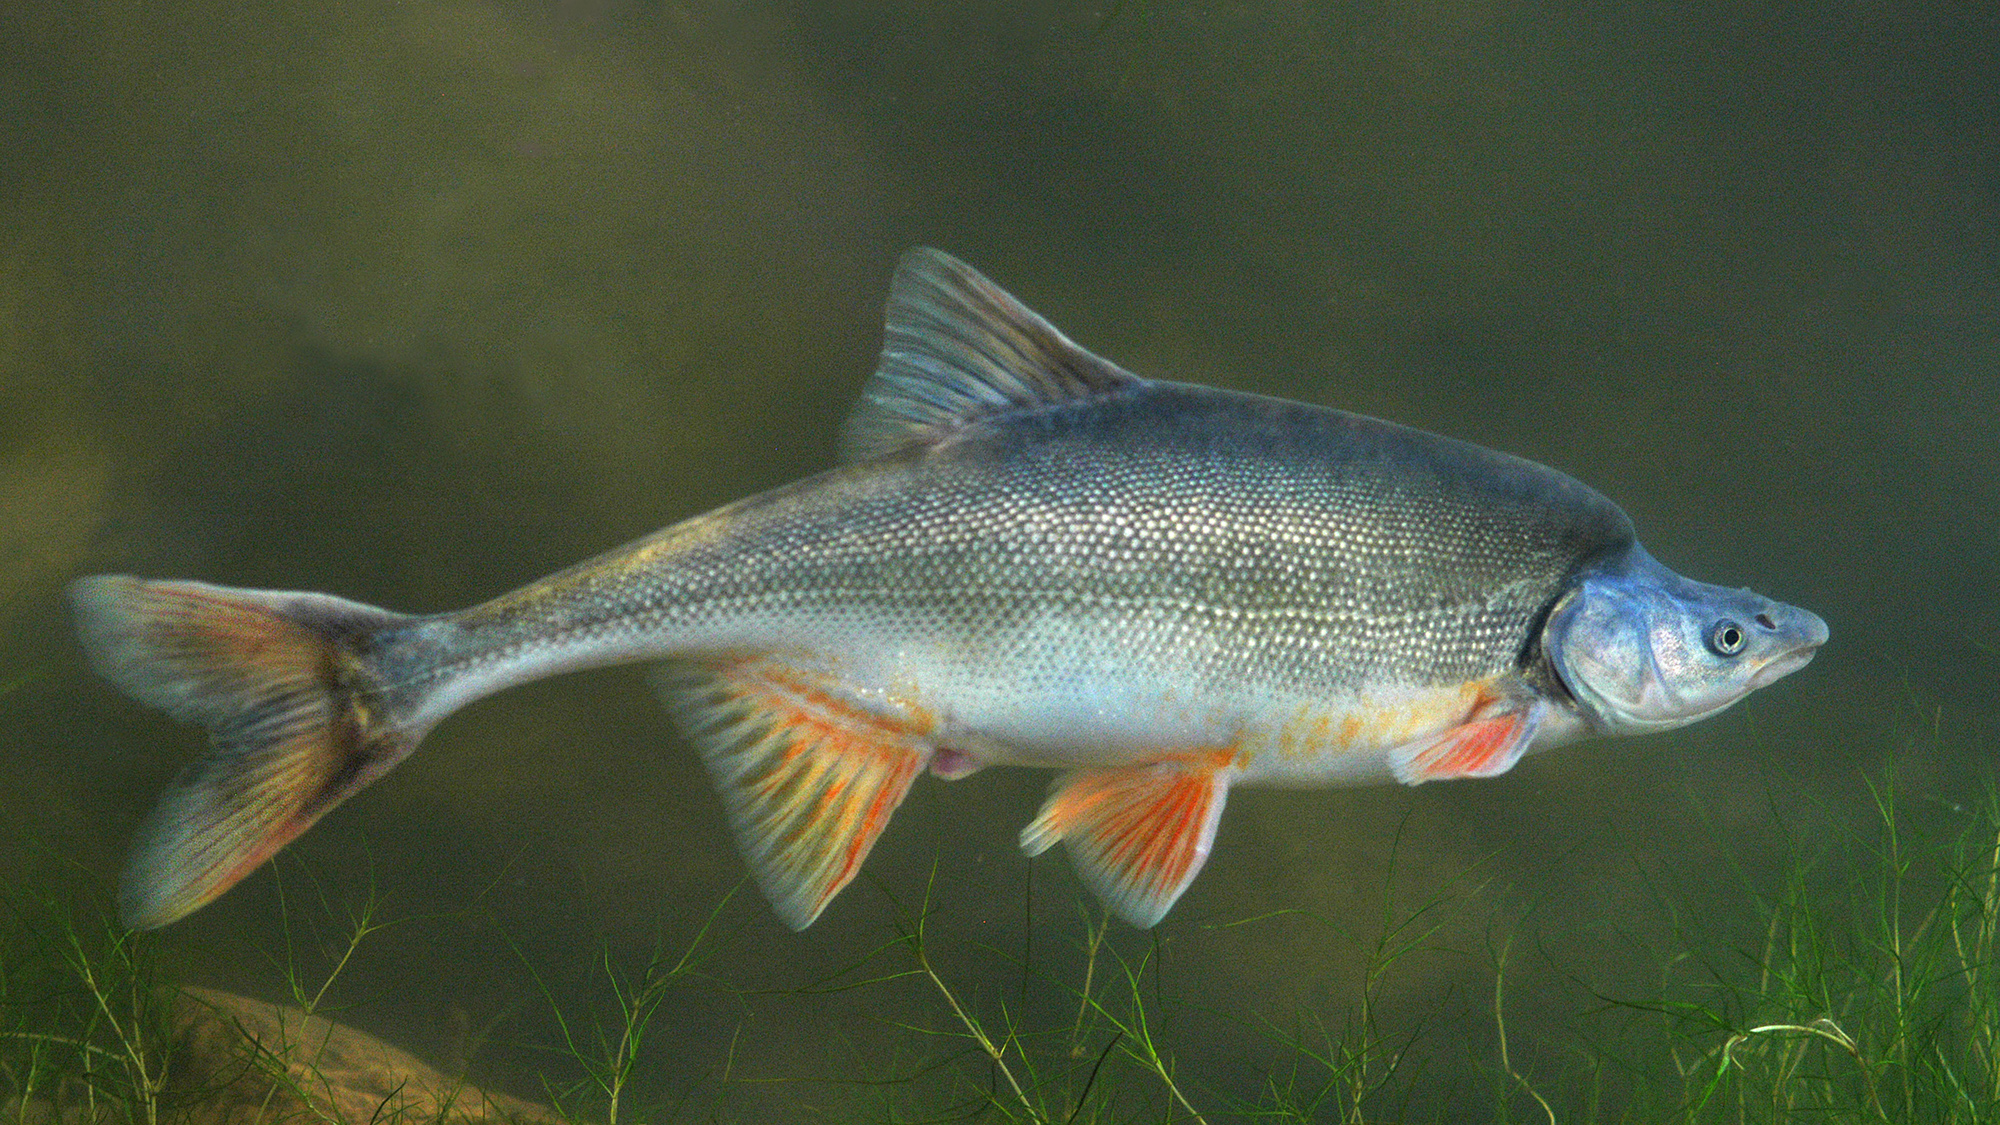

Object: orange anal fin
[1019,752,1234,928]
[655,656,934,930]
[1389,699,1545,785]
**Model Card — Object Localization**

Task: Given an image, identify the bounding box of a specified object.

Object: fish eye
[1709,620,1746,656]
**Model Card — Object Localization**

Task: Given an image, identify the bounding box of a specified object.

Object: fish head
[1543,549,1828,735]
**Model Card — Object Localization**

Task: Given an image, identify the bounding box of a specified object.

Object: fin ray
[1020,753,1232,928]
[1389,699,1545,785]
[841,248,1145,460]
[656,656,933,929]
[69,577,417,929]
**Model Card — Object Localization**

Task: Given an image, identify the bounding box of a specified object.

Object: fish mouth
[1749,643,1822,690]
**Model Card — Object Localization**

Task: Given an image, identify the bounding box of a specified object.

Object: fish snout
[1744,600,1828,689]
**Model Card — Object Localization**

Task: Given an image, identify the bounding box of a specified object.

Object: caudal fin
[70,576,423,930]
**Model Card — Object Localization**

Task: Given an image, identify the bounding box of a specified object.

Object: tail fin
[70,576,424,930]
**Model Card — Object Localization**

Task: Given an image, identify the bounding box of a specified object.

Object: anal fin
[656,656,934,929]
[1389,697,1545,785]
[1020,752,1234,928]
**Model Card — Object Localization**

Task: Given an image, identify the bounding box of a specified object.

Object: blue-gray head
[1544,548,1828,735]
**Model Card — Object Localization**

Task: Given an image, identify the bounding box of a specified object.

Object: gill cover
[1543,549,1827,735]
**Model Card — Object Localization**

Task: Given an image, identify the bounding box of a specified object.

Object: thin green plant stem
[903,891,1041,1123]
[593,900,733,1125]
[270,861,399,1017]
[1088,948,1207,1125]
[1068,911,1108,1057]
[1868,772,1914,1122]
[1715,1018,1889,1121]
[1490,932,1554,1125]
[59,925,161,1125]
[510,888,734,1125]
[243,867,414,1125]
[1971,816,2000,1095]
[0,1032,123,1066]
[1065,1030,1124,1125]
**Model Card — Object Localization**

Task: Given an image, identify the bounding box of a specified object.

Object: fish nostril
[1755,612,1775,630]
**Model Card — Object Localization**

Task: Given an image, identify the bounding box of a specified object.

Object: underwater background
[2,0,1996,1119]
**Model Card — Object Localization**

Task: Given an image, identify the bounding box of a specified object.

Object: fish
[69,248,1829,933]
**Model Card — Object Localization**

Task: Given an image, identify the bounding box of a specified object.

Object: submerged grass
[883,872,1214,1124]
[1610,769,2000,1124]
[4,764,1999,1123]
[508,887,739,1125]
[0,889,170,1125]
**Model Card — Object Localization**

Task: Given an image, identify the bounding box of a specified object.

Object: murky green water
[4,1,1996,1119]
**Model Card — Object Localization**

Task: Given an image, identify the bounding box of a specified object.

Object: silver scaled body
[70,249,1828,932]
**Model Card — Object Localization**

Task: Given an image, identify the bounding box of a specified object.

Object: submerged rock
[169,987,569,1125]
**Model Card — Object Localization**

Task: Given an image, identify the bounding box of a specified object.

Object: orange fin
[656,657,933,929]
[1389,699,1545,785]
[1018,754,1232,928]
[69,576,417,930]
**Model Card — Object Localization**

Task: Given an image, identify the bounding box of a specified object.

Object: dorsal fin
[841,248,1146,461]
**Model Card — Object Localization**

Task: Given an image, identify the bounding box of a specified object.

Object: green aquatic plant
[1206,830,1490,1125]
[890,885,1210,1124]
[1605,770,2000,1125]
[0,860,501,1125]
[734,824,1498,1125]
[0,883,171,1125]
[842,769,2000,1125]
[1490,930,1558,1125]
[509,888,737,1125]
[10,758,2000,1124]
[229,865,463,1125]
[849,882,1213,1123]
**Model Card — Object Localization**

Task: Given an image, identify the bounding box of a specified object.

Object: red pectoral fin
[1019,752,1234,928]
[655,656,934,930]
[1389,699,1545,785]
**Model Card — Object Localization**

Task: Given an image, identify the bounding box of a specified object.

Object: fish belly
[908,656,1499,787]
[670,599,1500,790]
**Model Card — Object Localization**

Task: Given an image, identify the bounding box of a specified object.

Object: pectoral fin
[656,656,934,929]
[1389,698,1545,785]
[1019,753,1233,928]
